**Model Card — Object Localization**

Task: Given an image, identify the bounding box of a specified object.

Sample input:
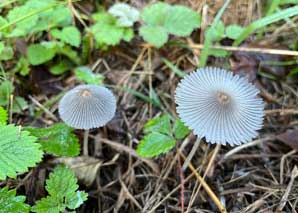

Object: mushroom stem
[182,138,201,171]
[83,129,89,156]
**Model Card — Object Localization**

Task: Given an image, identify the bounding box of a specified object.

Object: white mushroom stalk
[175,67,264,146]
[59,84,116,155]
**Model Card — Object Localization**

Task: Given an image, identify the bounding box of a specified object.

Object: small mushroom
[175,67,264,146]
[58,85,116,155]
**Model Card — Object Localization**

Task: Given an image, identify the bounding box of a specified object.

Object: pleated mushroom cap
[175,67,264,146]
[58,85,116,129]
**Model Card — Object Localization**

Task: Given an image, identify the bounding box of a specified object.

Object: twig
[265,109,298,116]
[182,138,201,170]
[177,147,185,213]
[178,150,227,213]
[280,150,296,185]
[28,95,58,121]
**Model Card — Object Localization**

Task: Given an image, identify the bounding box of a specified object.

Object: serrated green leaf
[51,26,81,47]
[137,132,175,157]
[0,106,7,125]
[0,124,43,180]
[27,43,56,65]
[144,114,171,135]
[139,25,168,47]
[108,3,140,27]
[164,5,201,36]
[32,165,88,213]
[0,187,30,213]
[25,123,80,157]
[225,25,244,39]
[173,119,190,140]
[74,66,104,85]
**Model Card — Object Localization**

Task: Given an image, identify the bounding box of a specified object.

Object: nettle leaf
[25,123,80,157]
[144,114,171,135]
[173,119,190,140]
[139,26,168,48]
[137,132,175,157]
[32,165,88,213]
[74,66,104,85]
[51,26,81,47]
[108,3,140,27]
[0,187,30,213]
[0,107,8,125]
[0,124,43,180]
[140,2,200,47]
[225,25,245,39]
[164,5,201,36]
[27,43,56,65]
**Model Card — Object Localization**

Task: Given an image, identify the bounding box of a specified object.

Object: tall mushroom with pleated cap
[175,67,264,146]
[58,84,116,155]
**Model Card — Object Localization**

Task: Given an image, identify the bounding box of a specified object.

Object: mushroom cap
[175,67,264,146]
[58,85,116,129]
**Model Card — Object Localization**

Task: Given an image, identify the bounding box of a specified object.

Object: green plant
[31,165,88,213]
[0,187,30,213]
[137,114,190,157]
[0,124,43,180]
[139,2,201,47]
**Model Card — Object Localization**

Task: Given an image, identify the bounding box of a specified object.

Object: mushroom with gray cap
[58,84,116,155]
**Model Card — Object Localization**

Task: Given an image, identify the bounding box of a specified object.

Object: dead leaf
[54,156,103,186]
[276,129,298,150]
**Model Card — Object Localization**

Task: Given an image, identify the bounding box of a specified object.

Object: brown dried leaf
[54,156,102,186]
[276,129,298,150]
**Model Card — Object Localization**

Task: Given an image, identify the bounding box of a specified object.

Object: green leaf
[0,42,13,61]
[0,106,8,125]
[141,2,171,26]
[108,3,140,27]
[144,114,171,135]
[49,61,71,75]
[205,21,225,41]
[0,124,43,180]
[139,25,168,47]
[13,96,28,113]
[51,26,81,47]
[15,57,30,76]
[90,11,133,46]
[32,165,88,213]
[0,187,30,213]
[25,123,80,157]
[225,25,244,39]
[137,132,175,157]
[173,119,190,140]
[164,5,201,36]
[74,66,104,85]
[28,43,56,65]
[0,80,14,106]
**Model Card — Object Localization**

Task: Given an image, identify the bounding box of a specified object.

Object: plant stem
[182,138,201,171]
[83,129,89,156]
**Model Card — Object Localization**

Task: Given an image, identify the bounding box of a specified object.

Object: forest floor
[2,0,298,212]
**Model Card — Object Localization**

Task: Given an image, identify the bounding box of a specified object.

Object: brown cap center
[217,91,230,105]
[80,89,92,97]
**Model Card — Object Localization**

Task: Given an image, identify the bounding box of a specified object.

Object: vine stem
[83,129,89,156]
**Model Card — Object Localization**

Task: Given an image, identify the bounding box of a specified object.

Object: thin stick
[83,129,89,156]
[182,138,201,171]
[178,150,227,213]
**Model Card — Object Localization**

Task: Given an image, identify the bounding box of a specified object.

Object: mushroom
[175,67,264,146]
[58,84,116,155]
